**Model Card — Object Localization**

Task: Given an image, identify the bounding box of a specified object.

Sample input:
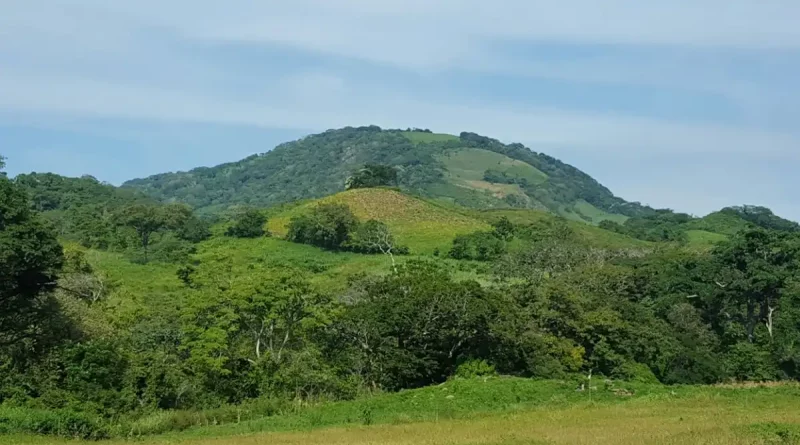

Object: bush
[177,216,212,243]
[613,362,659,384]
[448,231,507,261]
[347,220,409,255]
[724,342,779,382]
[226,209,267,238]
[455,360,497,379]
[0,407,109,440]
[346,164,398,190]
[287,204,359,250]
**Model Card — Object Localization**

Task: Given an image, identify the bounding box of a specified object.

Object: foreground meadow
[6,380,800,445]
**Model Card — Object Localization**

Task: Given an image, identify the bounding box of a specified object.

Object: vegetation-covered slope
[124,126,652,222]
[5,144,800,444]
[268,188,490,254]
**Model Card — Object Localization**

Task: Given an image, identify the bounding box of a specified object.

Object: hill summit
[124,126,651,222]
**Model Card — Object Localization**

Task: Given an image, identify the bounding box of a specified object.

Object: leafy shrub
[347,220,409,255]
[455,360,497,379]
[613,362,659,384]
[177,216,212,243]
[448,231,507,261]
[0,407,109,440]
[492,217,515,241]
[346,164,398,190]
[226,209,268,238]
[724,342,779,382]
[287,204,359,250]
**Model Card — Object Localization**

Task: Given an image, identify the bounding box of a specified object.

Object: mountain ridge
[122,126,653,223]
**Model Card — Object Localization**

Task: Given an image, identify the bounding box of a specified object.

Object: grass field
[267,188,491,254]
[686,229,729,246]
[571,200,629,225]
[8,379,800,444]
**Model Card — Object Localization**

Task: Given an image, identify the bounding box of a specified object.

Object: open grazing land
[6,380,800,445]
[3,128,800,445]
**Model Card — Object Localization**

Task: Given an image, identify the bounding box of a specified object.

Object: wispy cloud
[1,0,798,218]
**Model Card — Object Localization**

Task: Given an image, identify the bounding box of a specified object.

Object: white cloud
[2,0,798,218]
[3,71,798,160]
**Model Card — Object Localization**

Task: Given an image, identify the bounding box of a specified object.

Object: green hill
[267,188,490,254]
[123,126,653,222]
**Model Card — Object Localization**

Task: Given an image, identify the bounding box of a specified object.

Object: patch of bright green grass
[84,250,185,325]
[687,211,750,236]
[572,200,629,225]
[439,148,548,186]
[686,230,728,246]
[9,381,800,444]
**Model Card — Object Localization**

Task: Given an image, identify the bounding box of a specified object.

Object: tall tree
[712,229,799,343]
[0,176,64,347]
[225,208,267,238]
[116,204,166,263]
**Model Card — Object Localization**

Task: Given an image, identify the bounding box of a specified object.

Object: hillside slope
[124,126,653,222]
[267,188,491,254]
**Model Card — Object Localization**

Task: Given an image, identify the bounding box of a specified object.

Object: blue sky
[1,1,798,220]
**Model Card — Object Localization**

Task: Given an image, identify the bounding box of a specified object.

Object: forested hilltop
[124,126,653,222]
[3,140,800,441]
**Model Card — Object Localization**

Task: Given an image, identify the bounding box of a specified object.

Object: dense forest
[2,136,800,440]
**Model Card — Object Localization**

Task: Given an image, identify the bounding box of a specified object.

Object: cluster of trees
[601,206,800,243]
[448,218,515,261]
[13,173,212,263]
[600,210,692,243]
[483,169,531,188]
[225,208,268,238]
[345,164,398,190]
[287,203,408,256]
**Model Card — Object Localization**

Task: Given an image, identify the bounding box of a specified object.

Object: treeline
[14,173,212,263]
[600,206,799,243]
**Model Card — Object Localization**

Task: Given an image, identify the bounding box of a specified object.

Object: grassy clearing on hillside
[686,229,729,246]
[194,236,393,292]
[478,209,651,250]
[400,131,459,144]
[10,380,800,445]
[267,189,491,254]
[572,200,629,225]
[195,231,491,293]
[81,249,184,325]
[439,148,548,186]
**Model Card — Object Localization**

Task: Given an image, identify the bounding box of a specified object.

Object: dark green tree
[177,216,213,243]
[335,262,497,389]
[287,203,359,250]
[448,231,507,261]
[345,164,398,190]
[225,209,267,238]
[0,176,64,347]
[492,217,515,241]
[712,229,799,343]
[115,204,167,263]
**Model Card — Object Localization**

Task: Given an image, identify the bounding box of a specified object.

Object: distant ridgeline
[123,126,655,223]
[600,205,800,243]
